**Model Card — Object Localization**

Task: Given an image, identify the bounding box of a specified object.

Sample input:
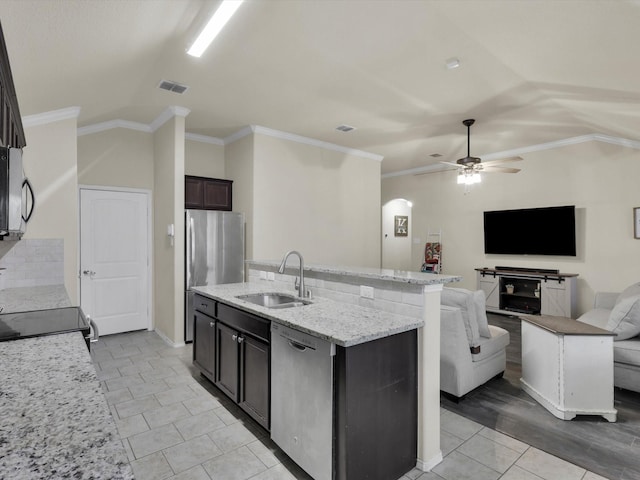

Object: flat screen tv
[483,205,576,256]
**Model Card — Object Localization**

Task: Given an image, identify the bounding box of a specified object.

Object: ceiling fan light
[472,172,481,184]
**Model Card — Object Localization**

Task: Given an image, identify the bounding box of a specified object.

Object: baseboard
[154,328,186,348]
[416,451,443,472]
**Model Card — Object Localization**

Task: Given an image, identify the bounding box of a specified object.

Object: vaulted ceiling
[1,0,639,175]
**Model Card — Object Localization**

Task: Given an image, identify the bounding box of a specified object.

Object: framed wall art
[394,215,408,237]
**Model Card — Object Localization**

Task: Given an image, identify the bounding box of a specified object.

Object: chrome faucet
[278,250,309,298]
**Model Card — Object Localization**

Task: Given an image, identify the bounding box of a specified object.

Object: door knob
[82,270,96,277]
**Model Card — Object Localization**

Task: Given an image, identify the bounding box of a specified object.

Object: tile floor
[92,330,608,480]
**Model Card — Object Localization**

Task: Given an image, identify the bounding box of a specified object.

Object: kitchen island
[197,261,460,475]
[0,285,133,480]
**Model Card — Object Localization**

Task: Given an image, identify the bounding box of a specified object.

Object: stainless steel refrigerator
[185,210,244,342]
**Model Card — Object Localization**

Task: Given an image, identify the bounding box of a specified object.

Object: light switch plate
[259,271,267,280]
[360,285,374,299]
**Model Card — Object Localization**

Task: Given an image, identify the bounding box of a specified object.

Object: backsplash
[248,267,424,319]
[0,239,64,290]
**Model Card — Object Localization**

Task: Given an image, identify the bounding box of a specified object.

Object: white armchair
[440,288,510,399]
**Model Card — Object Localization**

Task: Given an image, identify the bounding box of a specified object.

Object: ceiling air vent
[430,153,443,158]
[158,80,189,94]
[335,124,356,133]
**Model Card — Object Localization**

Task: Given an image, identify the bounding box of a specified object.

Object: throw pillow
[441,287,480,346]
[617,282,640,305]
[607,294,640,341]
[473,290,492,338]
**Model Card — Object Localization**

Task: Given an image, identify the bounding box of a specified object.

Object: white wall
[225,134,254,265]
[249,133,381,267]
[382,140,640,316]
[23,117,79,303]
[153,116,186,344]
[185,140,225,178]
[78,128,154,189]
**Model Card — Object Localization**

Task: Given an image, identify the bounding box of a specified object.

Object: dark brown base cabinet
[334,330,417,480]
[192,295,270,430]
[193,310,216,381]
[193,294,417,479]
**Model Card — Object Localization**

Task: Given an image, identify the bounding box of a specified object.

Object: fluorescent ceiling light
[187,0,244,58]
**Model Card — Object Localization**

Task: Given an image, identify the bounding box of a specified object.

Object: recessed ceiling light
[336,124,356,133]
[187,0,245,58]
[445,57,460,70]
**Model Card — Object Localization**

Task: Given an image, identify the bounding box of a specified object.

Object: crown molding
[23,106,81,128]
[78,119,151,136]
[382,133,640,179]
[150,106,191,132]
[223,126,254,145]
[185,132,224,145]
[248,125,384,162]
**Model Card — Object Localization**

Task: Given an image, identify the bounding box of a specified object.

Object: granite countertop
[247,259,462,285]
[0,285,71,314]
[193,282,424,347]
[0,332,133,480]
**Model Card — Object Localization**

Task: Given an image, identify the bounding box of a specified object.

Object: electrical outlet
[360,285,374,299]
[259,271,267,280]
[267,272,275,281]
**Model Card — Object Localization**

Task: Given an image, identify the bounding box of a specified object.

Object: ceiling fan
[440,119,522,185]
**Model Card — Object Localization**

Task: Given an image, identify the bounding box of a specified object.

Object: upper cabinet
[185,175,233,211]
[0,23,25,148]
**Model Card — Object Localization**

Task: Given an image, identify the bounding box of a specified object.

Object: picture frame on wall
[394,215,408,237]
[635,207,640,239]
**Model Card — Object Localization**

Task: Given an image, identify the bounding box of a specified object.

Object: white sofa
[440,288,510,399]
[577,282,640,394]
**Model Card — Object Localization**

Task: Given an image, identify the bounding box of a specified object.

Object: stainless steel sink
[236,292,312,309]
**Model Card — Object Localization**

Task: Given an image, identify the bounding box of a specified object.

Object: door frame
[78,184,153,332]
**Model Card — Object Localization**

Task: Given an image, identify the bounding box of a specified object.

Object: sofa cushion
[607,295,640,341]
[614,339,640,366]
[441,288,480,346]
[473,290,492,338]
[617,282,640,305]
[472,325,510,363]
[577,308,610,329]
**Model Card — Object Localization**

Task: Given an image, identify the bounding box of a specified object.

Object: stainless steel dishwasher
[271,323,335,480]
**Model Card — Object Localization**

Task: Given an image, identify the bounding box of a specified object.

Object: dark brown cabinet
[215,322,240,400]
[239,334,270,428]
[185,175,232,211]
[193,296,217,382]
[0,24,26,148]
[193,299,270,430]
[193,311,215,380]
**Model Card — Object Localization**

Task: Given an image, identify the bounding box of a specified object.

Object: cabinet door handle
[209,322,214,328]
[232,334,238,342]
[237,336,244,344]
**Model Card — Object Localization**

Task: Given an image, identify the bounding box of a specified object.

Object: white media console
[476,267,578,319]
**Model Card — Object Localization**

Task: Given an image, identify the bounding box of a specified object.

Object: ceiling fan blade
[439,161,461,168]
[482,156,523,167]
[483,165,521,174]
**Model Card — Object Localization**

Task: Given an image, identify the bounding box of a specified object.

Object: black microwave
[0,146,34,239]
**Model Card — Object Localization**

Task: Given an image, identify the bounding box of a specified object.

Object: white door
[80,188,150,336]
